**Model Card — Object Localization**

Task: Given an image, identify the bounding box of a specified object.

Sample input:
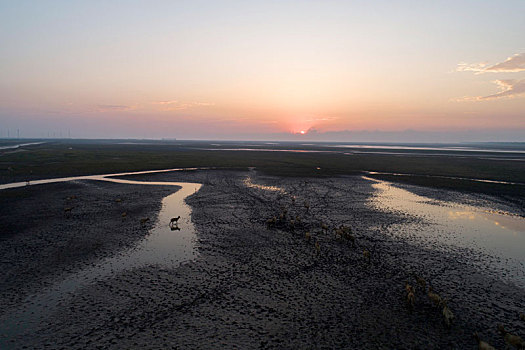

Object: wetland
[0,140,524,349]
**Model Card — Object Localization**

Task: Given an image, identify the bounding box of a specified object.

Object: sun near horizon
[1,3,525,348]
[0,1,524,141]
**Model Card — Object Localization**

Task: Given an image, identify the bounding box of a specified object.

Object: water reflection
[333,144,525,154]
[366,171,521,185]
[200,148,333,153]
[243,176,285,193]
[0,177,202,343]
[365,176,525,286]
[0,141,45,150]
[0,167,208,190]
[448,210,523,235]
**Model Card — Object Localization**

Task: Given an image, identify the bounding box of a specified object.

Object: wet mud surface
[0,181,176,311]
[1,170,524,349]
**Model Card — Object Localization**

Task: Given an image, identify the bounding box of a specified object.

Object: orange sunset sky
[1,1,524,141]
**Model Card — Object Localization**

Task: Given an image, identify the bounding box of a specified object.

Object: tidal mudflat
[1,169,524,349]
[1,178,200,343]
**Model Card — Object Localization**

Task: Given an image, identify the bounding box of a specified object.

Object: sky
[0,0,524,141]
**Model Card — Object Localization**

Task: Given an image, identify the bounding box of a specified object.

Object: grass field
[1,139,524,201]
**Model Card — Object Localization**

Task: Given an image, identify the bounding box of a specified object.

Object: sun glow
[1,2,523,140]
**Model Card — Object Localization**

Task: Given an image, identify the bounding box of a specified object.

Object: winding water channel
[0,169,202,343]
[1,169,524,343]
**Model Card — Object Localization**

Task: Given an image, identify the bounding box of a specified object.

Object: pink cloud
[96,104,136,112]
[457,53,525,74]
[454,79,525,101]
[152,100,215,111]
[480,79,525,100]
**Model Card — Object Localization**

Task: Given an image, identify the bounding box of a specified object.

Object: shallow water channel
[0,171,202,343]
[2,170,524,342]
[366,176,525,287]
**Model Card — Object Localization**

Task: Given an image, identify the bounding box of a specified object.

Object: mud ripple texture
[1,170,524,349]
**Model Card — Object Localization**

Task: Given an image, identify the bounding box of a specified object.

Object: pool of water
[366,176,525,287]
[366,171,522,185]
[243,175,286,193]
[334,144,525,154]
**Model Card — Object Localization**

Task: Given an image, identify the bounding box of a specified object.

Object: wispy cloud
[96,104,135,112]
[457,53,525,74]
[455,52,525,101]
[152,100,215,111]
[154,100,179,105]
[304,116,338,122]
[480,79,525,100]
[455,79,525,101]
